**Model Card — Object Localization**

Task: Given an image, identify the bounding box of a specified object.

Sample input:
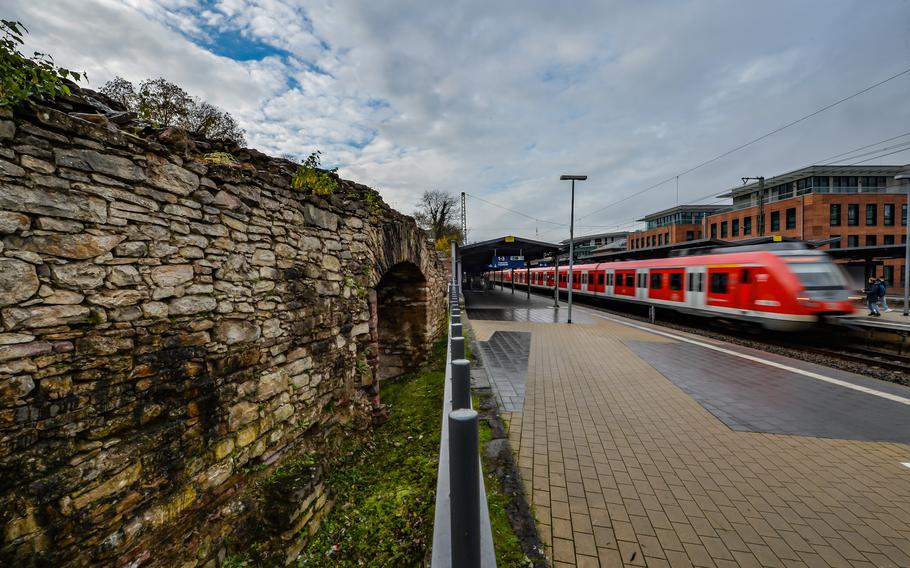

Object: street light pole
[897,172,910,316]
[560,174,587,324]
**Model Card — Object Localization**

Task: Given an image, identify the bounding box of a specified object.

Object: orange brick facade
[627,224,703,250]
[706,194,907,285]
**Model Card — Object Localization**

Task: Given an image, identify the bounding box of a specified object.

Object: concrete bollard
[451,322,463,338]
[451,359,471,410]
[449,408,481,568]
[451,336,465,360]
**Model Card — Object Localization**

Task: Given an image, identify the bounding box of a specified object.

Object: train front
[779,251,856,319]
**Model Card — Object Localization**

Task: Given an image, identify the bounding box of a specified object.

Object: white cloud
[7,0,910,241]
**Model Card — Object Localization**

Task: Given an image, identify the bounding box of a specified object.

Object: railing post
[449,408,481,568]
[451,322,463,338]
[451,359,471,410]
[451,336,465,360]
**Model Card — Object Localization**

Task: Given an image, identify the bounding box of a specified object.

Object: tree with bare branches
[414,190,462,250]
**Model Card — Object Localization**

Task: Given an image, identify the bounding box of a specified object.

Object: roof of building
[718,164,908,199]
[559,230,629,245]
[634,204,731,222]
[459,235,561,274]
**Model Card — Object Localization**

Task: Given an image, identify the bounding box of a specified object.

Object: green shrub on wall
[0,20,85,107]
[292,151,338,196]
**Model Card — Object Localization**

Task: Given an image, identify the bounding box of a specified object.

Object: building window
[884,234,895,245]
[814,176,830,190]
[902,203,907,226]
[833,176,858,192]
[829,235,840,249]
[848,204,859,226]
[796,178,812,195]
[866,235,877,246]
[866,204,877,226]
[720,221,728,238]
[884,265,894,286]
[665,232,670,245]
[743,216,752,235]
[830,204,841,226]
[710,223,717,238]
[785,208,796,230]
[884,203,895,226]
[732,219,739,237]
[686,230,694,241]
[770,211,780,232]
[847,235,858,248]
[657,234,663,246]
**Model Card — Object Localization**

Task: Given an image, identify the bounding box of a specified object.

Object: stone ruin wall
[0,91,447,567]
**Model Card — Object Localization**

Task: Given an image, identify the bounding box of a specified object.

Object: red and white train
[485,246,856,331]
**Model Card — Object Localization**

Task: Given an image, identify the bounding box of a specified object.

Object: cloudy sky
[8,0,910,241]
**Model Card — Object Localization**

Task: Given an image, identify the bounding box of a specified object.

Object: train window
[710,273,729,294]
[687,273,694,291]
[670,273,682,291]
[741,269,750,284]
[698,273,704,292]
[598,273,605,285]
[650,273,662,289]
[625,274,635,287]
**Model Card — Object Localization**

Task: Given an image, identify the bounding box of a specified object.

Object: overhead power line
[570,64,910,223]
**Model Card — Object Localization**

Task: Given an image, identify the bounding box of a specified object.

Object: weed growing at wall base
[293,339,448,566]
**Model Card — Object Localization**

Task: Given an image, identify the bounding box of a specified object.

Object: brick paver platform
[466,291,910,568]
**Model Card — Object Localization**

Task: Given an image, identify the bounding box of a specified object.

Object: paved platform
[464,289,910,568]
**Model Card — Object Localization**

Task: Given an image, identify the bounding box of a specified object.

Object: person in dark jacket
[876,277,892,312]
[865,277,881,316]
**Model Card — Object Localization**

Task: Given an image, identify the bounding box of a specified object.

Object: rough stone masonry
[0,86,447,566]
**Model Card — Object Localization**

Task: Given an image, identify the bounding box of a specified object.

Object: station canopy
[459,235,561,275]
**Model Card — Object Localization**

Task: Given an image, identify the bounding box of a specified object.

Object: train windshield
[786,261,850,299]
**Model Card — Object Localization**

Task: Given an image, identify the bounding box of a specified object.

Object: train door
[686,268,706,308]
[595,271,606,295]
[605,270,614,296]
[737,268,756,312]
[572,270,582,290]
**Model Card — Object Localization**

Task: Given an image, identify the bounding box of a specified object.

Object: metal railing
[430,279,496,568]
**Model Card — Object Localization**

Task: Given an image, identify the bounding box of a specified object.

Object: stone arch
[373,261,429,381]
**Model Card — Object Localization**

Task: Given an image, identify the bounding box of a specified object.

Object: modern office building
[626,165,908,286]
[560,231,628,262]
[627,205,730,250]
[706,165,907,285]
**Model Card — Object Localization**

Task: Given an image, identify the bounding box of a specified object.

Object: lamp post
[896,172,910,316]
[560,174,587,324]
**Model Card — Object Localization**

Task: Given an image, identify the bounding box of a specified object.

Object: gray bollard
[451,313,461,324]
[451,359,471,410]
[449,408,481,568]
[451,322,463,338]
[451,336,465,360]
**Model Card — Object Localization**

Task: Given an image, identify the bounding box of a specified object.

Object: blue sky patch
[202,27,291,61]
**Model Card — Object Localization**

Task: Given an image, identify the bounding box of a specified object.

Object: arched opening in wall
[374,261,429,381]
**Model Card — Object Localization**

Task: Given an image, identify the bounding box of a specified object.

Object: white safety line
[572,305,910,407]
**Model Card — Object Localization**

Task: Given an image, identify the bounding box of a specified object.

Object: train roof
[511,249,830,271]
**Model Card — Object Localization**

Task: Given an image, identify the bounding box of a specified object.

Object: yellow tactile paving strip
[468,316,910,568]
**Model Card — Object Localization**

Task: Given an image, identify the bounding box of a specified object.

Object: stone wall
[0,89,447,567]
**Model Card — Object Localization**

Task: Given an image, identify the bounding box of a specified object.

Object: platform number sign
[489,255,525,269]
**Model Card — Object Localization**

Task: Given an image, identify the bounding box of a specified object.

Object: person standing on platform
[865,278,881,316]
[876,277,893,312]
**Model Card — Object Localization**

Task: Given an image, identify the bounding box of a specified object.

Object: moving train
[484,245,856,331]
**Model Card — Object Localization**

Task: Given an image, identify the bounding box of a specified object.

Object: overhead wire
[563,64,910,224]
